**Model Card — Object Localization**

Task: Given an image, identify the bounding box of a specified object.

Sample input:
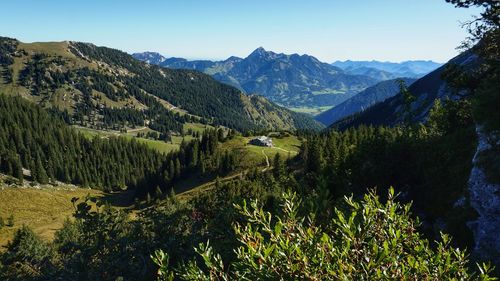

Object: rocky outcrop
[467,125,500,266]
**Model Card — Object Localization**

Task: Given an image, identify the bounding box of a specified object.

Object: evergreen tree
[272,153,285,180]
[33,156,49,184]
[174,158,181,179]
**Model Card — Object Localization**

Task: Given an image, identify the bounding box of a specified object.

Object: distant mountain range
[331,51,477,129]
[331,60,442,79]
[133,50,442,113]
[315,78,417,126]
[133,48,380,109]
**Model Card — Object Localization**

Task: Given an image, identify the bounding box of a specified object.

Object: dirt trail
[262,150,270,168]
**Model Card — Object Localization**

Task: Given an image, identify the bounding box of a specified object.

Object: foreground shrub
[154,188,495,280]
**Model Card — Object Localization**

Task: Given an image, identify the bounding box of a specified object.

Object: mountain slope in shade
[331,51,477,129]
[315,78,416,126]
[341,66,400,81]
[133,48,378,109]
[0,37,323,132]
[332,60,442,78]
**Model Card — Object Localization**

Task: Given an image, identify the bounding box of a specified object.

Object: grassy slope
[75,122,213,154]
[288,106,333,116]
[0,135,302,247]
[173,135,302,200]
[0,183,103,248]
[221,135,301,167]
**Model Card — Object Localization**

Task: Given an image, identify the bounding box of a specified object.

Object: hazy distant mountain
[131,51,166,65]
[133,48,378,109]
[332,51,476,129]
[331,60,442,78]
[341,66,400,81]
[315,78,416,126]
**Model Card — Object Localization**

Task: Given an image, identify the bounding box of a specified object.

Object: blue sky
[0,0,480,63]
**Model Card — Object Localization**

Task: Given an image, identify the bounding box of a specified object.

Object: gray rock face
[467,125,500,266]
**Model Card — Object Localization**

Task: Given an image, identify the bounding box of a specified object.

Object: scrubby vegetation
[155,189,494,280]
[0,92,496,280]
[0,1,498,280]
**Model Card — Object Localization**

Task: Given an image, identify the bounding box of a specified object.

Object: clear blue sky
[0,0,480,63]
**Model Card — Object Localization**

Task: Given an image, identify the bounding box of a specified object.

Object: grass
[74,125,209,154]
[311,89,347,95]
[0,184,103,249]
[221,135,301,168]
[288,106,333,116]
[184,122,213,133]
[172,134,302,201]
[19,41,74,59]
[0,133,302,249]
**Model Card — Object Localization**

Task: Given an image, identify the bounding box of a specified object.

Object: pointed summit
[248,47,270,58]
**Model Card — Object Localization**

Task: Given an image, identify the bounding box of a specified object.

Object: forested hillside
[0,0,498,280]
[0,94,239,193]
[0,38,322,132]
[0,94,164,190]
[315,78,416,125]
[0,95,495,280]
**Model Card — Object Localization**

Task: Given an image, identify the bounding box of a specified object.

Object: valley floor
[288,106,333,116]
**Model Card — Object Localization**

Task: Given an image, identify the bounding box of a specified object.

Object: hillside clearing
[221,135,301,167]
[74,123,214,154]
[0,184,103,249]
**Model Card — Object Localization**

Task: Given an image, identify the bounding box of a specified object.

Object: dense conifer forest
[0,94,240,193]
[0,0,498,280]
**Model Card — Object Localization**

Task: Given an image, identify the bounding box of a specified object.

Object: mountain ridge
[332,60,442,78]
[331,51,477,129]
[315,78,417,126]
[133,48,379,110]
[0,37,323,133]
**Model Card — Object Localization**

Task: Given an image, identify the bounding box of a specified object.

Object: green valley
[0,0,499,280]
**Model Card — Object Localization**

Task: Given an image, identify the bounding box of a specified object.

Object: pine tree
[169,160,175,180]
[273,153,285,180]
[174,158,181,179]
[399,79,416,128]
[12,154,23,183]
[33,156,49,184]
[200,153,206,174]
[154,185,163,199]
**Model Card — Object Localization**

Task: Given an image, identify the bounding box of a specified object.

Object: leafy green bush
[154,189,495,280]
